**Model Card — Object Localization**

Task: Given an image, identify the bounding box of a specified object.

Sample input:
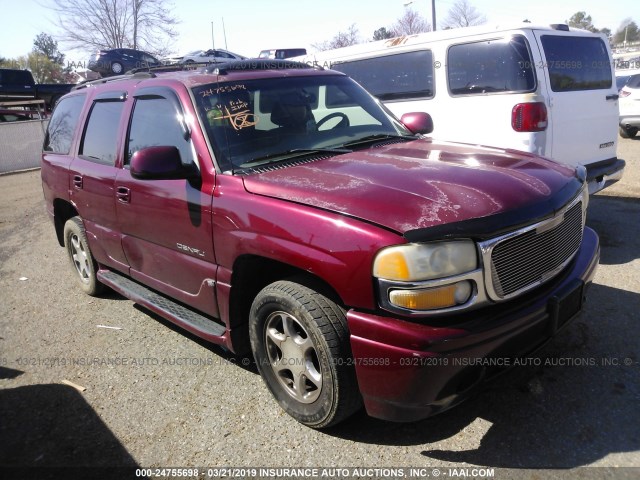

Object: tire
[63,217,104,296]
[111,62,123,74]
[249,280,361,428]
[619,126,639,138]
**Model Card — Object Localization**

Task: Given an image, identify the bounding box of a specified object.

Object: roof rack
[72,71,156,90]
[202,59,317,75]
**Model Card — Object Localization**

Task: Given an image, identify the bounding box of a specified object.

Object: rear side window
[44,94,86,154]
[540,35,612,92]
[80,100,125,165]
[332,50,434,100]
[448,36,535,95]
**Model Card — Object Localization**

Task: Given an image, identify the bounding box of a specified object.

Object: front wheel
[110,61,123,74]
[619,125,639,138]
[249,280,361,428]
[63,217,104,296]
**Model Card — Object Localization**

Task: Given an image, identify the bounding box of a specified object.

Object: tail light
[619,89,631,98]
[512,102,548,132]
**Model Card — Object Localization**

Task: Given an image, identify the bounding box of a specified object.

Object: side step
[98,270,227,339]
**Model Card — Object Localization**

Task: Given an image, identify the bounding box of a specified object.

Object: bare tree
[392,8,431,35]
[313,24,361,51]
[47,0,178,56]
[441,0,486,29]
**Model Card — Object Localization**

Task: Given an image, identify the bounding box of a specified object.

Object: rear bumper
[585,158,625,194]
[346,227,600,422]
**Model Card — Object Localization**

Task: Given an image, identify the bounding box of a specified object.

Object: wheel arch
[53,199,79,246]
[227,254,345,355]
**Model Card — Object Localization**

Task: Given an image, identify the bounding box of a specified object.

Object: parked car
[174,48,245,64]
[258,48,307,60]
[0,68,73,111]
[42,60,598,429]
[617,69,640,138]
[300,23,624,194]
[87,48,161,76]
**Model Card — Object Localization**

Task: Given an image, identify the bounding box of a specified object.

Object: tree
[441,0,486,29]
[373,27,396,41]
[566,11,597,32]
[392,8,431,35]
[47,0,178,56]
[33,33,65,65]
[614,18,640,44]
[313,24,361,51]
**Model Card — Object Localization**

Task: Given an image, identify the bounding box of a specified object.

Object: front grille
[488,200,584,299]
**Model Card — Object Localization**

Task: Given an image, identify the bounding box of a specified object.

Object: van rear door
[533,31,618,170]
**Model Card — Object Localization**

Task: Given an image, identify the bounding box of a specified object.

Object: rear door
[533,31,618,167]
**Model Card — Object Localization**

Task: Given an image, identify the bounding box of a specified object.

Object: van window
[447,36,535,95]
[44,94,86,154]
[80,100,125,165]
[540,36,612,92]
[331,50,434,101]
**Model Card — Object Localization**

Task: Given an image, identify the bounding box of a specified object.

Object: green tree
[614,19,639,44]
[566,11,598,32]
[373,27,395,41]
[33,33,65,65]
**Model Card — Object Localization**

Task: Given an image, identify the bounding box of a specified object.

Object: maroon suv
[41,60,599,428]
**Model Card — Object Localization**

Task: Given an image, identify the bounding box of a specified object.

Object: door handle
[606,94,619,101]
[73,175,83,189]
[116,186,130,203]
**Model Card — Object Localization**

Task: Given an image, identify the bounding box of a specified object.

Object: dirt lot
[1,139,639,480]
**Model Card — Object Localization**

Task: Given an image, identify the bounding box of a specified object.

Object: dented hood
[242,139,581,235]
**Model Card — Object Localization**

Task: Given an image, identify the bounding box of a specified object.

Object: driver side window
[126,97,195,166]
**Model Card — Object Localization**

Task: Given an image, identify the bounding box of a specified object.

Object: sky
[0,0,636,63]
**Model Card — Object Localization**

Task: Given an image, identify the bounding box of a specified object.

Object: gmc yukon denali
[41,60,600,428]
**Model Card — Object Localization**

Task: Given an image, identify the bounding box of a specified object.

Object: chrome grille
[482,197,584,300]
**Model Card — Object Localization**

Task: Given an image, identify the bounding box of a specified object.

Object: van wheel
[619,126,638,138]
[63,217,105,296]
[249,280,361,428]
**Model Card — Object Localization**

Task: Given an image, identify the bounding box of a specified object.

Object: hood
[242,138,581,236]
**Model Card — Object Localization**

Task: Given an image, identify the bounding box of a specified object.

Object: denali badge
[177,243,205,257]
[599,141,614,149]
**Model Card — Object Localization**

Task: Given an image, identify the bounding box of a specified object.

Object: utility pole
[431,0,436,31]
[222,18,228,50]
[211,21,215,50]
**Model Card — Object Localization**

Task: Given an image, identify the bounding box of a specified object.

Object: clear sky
[0,0,636,63]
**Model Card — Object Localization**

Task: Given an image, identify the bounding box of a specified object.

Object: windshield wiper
[341,134,415,149]
[237,148,351,169]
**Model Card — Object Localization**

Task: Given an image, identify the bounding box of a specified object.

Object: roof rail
[72,71,156,90]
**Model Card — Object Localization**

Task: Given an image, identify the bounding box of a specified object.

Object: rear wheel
[110,61,123,74]
[63,217,104,296]
[619,126,639,138]
[249,280,361,428]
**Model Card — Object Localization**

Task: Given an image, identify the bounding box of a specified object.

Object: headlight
[373,240,478,282]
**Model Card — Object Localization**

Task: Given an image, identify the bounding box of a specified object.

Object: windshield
[192,74,412,172]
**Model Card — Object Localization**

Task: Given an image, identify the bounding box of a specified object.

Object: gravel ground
[1,139,639,480]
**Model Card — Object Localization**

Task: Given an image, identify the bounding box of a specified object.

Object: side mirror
[400,112,434,135]
[130,146,199,180]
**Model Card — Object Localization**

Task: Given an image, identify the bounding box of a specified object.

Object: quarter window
[448,36,536,95]
[79,100,124,165]
[332,50,434,100]
[44,94,86,154]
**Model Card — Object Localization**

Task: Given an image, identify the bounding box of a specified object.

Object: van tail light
[511,102,548,132]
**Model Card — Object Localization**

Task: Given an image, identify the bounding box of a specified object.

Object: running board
[98,270,227,339]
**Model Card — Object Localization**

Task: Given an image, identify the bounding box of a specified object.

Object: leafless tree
[47,0,178,56]
[313,24,361,51]
[441,0,487,29]
[392,8,431,35]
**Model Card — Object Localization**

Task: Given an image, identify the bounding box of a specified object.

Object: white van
[300,23,625,193]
